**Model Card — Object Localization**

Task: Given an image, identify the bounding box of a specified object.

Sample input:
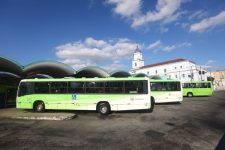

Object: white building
[130,47,208,81]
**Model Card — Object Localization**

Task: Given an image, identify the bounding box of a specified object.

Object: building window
[169,75,171,79]
[175,75,178,78]
[182,74,185,78]
[180,66,182,68]
[164,69,166,73]
[147,71,149,75]
[175,67,177,69]
[135,62,137,67]
[155,70,158,74]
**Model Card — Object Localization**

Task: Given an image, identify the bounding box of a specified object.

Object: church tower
[132,45,144,70]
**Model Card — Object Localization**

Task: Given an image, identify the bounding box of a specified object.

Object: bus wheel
[187,92,193,98]
[149,97,155,112]
[34,101,45,112]
[97,102,110,115]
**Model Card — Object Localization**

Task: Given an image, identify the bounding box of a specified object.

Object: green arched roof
[23,60,75,78]
[26,74,53,79]
[149,75,163,80]
[110,70,131,77]
[0,56,23,76]
[134,73,148,77]
[74,66,109,78]
[0,71,21,78]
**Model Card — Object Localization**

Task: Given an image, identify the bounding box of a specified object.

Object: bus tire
[34,101,45,112]
[149,97,155,112]
[97,102,110,115]
[187,92,193,98]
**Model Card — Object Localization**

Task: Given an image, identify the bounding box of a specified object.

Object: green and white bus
[182,81,214,97]
[16,77,153,115]
[150,80,183,103]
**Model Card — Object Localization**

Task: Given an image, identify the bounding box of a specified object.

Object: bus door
[0,93,6,108]
[124,81,148,110]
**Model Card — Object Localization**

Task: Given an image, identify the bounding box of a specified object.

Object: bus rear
[150,80,183,103]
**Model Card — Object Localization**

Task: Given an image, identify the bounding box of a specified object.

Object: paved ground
[0,108,76,120]
[0,91,224,150]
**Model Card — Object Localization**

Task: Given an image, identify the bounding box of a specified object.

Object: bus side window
[105,82,123,93]
[196,83,200,88]
[183,83,189,88]
[86,82,95,93]
[150,82,163,91]
[161,82,166,91]
[150,83,157,91]
[86,82,105,93]
[34,82,50,94]
[125,81,145,94]
[51,82,67,93]
[68,82,85,93]
[166,82,181,91]
[190,83,196,88]
[157,83,164,91]
[200,83,208,88]
[95,82,105,93]
[208,83,211,88]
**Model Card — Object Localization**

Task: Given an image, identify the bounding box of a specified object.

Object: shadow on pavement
[216,132,225,150]
[156,102,181,105]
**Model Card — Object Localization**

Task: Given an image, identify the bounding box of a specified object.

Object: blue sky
[0,0,225,72]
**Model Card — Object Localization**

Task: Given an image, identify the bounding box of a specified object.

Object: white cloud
[190,11,225,32]
[147,40,191,52]
[102,63,126,72]
[85,37,107,48]
[162,45,176,51]
[188,10,208,20]
[162,11,187,24]
[159,27,169,33]
[106,0,141,18]
[147,40,162,50]
[201,60,216,69]
[106,0,186,29]
[162,42,191,51]
[55,37,138,72]
[132,0,183,28]
[181,22,189,29]
[206,59,215,65]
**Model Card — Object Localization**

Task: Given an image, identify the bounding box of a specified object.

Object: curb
[10,114,77,121]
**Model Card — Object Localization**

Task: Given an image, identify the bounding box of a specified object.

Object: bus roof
[150,79,180,82]
[20,77,149,82]
[182,81,211,83]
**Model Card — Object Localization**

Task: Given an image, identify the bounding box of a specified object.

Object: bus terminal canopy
[0,71,21,79]
[0,56,23,77]
[134,73,148,77]
[23,61,75,78]
[110,71,131,77]
[0,56,163,79]
[74,66,109,78]
[149,75,163,80]
[26,74,53,79]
